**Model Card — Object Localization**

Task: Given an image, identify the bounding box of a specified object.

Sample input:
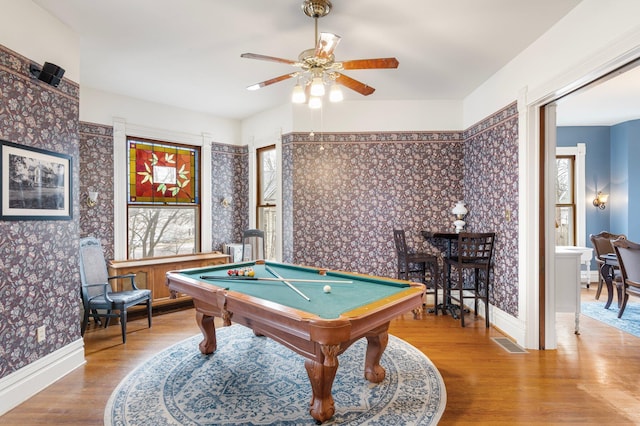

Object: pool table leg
[196,312,217,354]
[305,344,340,424]
[364,326,389,383]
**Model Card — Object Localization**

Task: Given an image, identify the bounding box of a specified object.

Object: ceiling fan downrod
[302,0,332,45]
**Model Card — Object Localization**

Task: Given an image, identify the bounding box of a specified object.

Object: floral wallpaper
[0,45,80,379]
[281,132,465,277]
[210,142,248,251]
[79,122,115,260]
[282,105,520,317]
[463,102,519,316]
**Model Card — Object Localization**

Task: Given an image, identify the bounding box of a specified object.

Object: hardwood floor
[2,288,640,425]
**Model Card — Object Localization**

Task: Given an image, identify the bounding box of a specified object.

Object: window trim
[556,144,586,246]
[113,119,212,260]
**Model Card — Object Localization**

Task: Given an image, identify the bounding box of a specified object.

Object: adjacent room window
[257,145,277,260]
[127,137,200,259]
[555,155,575,246]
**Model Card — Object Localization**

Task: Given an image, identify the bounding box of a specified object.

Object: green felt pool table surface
[174,260,412,319]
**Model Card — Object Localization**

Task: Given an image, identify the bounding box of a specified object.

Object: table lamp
[452,201,468,233]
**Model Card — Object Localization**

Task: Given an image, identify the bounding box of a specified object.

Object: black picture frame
[1,140,72,220]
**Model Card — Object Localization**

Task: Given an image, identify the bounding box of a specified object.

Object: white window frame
[112,118,212,260]
[556,143,586,247]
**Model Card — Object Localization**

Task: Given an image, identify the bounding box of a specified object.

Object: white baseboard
[0,339,85,415]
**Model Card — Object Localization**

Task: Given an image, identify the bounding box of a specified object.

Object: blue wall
[558,121,640,248]
[611,119,640,241]
[557,126,610,250]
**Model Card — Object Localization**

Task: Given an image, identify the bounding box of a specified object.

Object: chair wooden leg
[617,293,629,318]
[81,308,89,336]
[595,275,603,300]
[147,300,152,328]
[431,262,439,315]
[459,269,465,327]
[485,285,490,328]
[120,310,127,344]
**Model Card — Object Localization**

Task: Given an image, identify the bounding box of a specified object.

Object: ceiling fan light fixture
[329,83,343,102]
[309,96,322,109]
[291,83,306,103]
[247,83,261,91]
[310,76,325,96]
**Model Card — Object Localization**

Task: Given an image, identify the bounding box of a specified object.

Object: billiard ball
[323,285,331,293]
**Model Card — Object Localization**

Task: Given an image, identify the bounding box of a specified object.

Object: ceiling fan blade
[340,58,399,70]
[315,32,341,59]
[247,73,297,91]
[335,73,375,96]
[241,53,297,66]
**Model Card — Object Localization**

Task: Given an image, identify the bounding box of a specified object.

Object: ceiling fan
[240,0,399,104]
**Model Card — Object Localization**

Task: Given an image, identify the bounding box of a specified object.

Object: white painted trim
[201,135,213,252]
[544,103,559,350]
[0,339,85,415]
[113,118,127,260]
[519,87,542,350]
[112,119,213,260]
[492,305,527,346]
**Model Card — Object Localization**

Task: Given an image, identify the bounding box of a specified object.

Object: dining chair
[79,237,152,343]
[393,229,440,314]
[590,231,626,300]
[612,238,640,318]
[242,228,266,261]
[443,232,495,327]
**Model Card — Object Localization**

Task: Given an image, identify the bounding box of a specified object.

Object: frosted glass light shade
[329,83,343,102]
[310,77,325,96]
[291,84,306,103]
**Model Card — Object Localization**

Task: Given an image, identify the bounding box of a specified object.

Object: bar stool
[393,229,440,314]
[443,232,495,327]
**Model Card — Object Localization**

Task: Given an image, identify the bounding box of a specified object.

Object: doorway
[538,57,640,349]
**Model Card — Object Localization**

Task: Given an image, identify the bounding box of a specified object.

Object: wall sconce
[452,201,468,233]
[86,191,99,208]
[593,191,608,210]
[221,197,232,208]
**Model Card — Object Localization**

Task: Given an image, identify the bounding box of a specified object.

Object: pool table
[165,260,425,424]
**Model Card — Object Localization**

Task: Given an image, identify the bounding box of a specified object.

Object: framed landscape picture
[1,140,72,220]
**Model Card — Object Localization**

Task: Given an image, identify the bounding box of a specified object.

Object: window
[257,145,277,260]
[127,137,200,259]
[555,156,575,246]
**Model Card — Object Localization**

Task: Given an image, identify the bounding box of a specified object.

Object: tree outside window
[555,156,575,246]
[257,145,277,260]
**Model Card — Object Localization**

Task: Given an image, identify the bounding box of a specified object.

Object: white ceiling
[556,65,640,127]
[33,0,590,121]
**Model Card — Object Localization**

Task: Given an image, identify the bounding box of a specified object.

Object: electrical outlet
[37,325,46,343]
[505,208,511,222]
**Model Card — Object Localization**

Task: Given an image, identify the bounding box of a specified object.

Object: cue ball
[323,285,332,293]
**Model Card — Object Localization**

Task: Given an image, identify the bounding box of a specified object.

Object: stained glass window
[128,139,198,204]
[126,137,200,259]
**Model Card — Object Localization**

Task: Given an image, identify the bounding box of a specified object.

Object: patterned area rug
[105,324,446,425]
[581,301,640,338]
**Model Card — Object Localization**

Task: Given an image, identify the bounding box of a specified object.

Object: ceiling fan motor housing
[302,0,332,18]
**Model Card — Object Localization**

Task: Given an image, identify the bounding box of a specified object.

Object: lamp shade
[310,77,325,96]
[329,83,343,102]
[452,201,468,217]
[291,84,306,103]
